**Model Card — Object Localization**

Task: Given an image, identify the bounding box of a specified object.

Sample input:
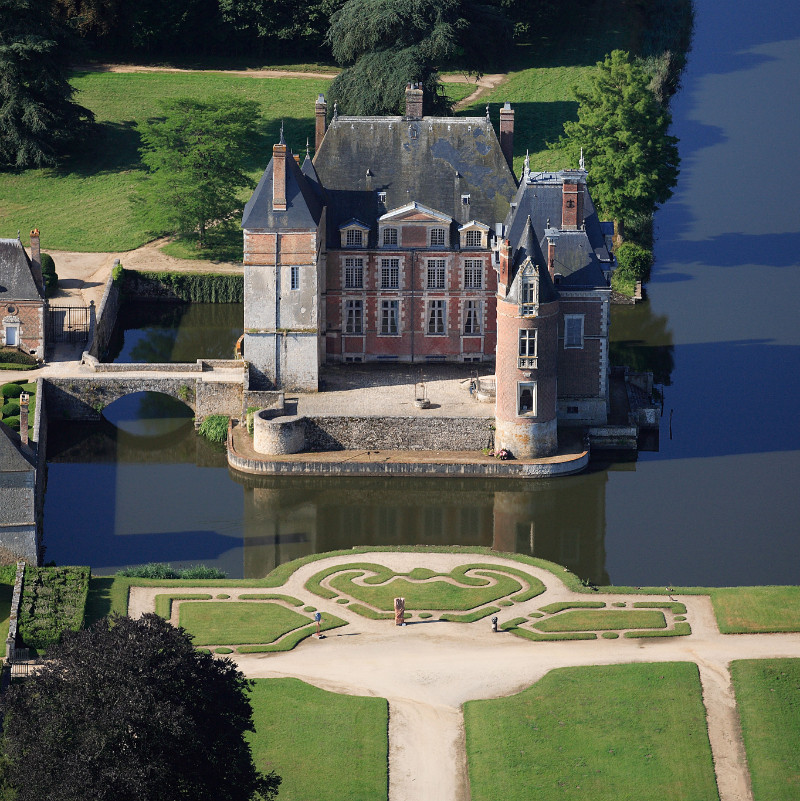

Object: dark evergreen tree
[0,613,281,801]
[326,0,512,116]
[552,50,680,234]
[0,0,94,169]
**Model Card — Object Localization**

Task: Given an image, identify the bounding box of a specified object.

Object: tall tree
[552,50,679,234]
[138,96,261,247]
[0,0,94,169]
[326,0,511,116]
[0,614,280,801]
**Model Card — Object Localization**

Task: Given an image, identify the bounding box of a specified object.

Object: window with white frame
[463,300,481,334]
[345,299,363,334]
[344,257,364,288]
[377,191,387,203]
[430,227,446,247]
[517,381,537,415]
[380,258,400,289]
[382,227,397,246]
[465,229,481,248]
[518,329,537,368]
[426,259,445,289]
[290,265,300,290]
[520,270,539,315]
[461,194,471,205]
[346,228,364,247]
[427,299,446,335]
[4,324,19,347]
[564,314,584,348]
[380,299,399,334]
[464,259,482,288]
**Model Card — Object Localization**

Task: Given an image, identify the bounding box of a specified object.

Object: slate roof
[0,421,34,473]
[312,116,517,248]
[505,170,612,289]
[241,152,323,231]
[0,239,43,301]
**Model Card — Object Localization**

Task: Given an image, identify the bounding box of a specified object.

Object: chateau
[241,85,614,458]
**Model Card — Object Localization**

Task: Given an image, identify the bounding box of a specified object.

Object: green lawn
[247,678,388,801]
[308,563,544,610]
[465,662,718,801]
[0,71,331,253]
[0,582,12,643]
[730,659,800,801]
[533,609,666,632]
[711,587,800,633]
[178,601,311,646]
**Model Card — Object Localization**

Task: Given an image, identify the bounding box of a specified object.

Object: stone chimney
[405,83,423,119]
[19,392,29,446]
[561,177,584,230]
[28,229,44,296]
[545,229,559,282]
[315,94,327,153]
[272,140,287,212]
[499,102,514,171]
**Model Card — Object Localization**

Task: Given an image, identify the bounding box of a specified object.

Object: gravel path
[127,552,800,801]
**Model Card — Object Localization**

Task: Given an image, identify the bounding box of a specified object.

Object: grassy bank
[247,678,388,801]
[730,659,800,801]
[465,662,718,801]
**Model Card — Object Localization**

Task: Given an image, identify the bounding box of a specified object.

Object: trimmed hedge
[123,270,243,303]
[2,401,20,416]
[0,351,37,367]
[2,416,20,430]
[1,383,24,398]
[19,567,90,654]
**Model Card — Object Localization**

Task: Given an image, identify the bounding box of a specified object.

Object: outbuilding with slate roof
[0,232,47,359]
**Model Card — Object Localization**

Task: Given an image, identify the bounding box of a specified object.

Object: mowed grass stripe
[0,71,331,252]
[730,658,800,801]
[247,678,388,801]
[465,662,718,801]
[179,601,310,646]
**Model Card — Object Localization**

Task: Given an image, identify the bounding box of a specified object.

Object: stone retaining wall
[228,448,589,479]
[85,267,120,360]
[304,416,494,452]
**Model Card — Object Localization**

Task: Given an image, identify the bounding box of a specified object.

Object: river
[42,0,800,584]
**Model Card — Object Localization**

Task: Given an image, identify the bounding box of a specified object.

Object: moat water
[43,0,800,584]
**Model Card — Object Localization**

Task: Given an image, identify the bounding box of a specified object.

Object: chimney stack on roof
[28,229,44,297]
[19,392,29,447]
[545,228,559,282]
[499,102,514,171]
[272,141,287,212]
[315,94,327,154]
[561,176,584,230]
[405,83,423,120]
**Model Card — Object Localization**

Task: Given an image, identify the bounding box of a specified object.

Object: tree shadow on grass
[57,120,144,178]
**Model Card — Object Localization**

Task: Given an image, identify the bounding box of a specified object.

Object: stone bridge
[43,360,248,424]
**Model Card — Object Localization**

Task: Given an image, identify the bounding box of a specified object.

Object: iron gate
[49,305,91,344]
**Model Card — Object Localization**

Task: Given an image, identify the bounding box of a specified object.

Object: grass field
[464,662,718,801]
[730,659,800,801]
[178,601,311,646]
[0,72,331,253]
[0,582,11,643]
[711,587,800,633]
[247,678,388,801]
[533,608,666,632]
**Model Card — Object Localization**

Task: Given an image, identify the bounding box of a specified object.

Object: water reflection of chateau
[235,473,611,584]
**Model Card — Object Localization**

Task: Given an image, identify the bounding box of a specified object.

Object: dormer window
[520,266,539,316]
[465,230,481,248]
[377,191,387,204]
[383,227,398,246]
[340,220,370,248]
[430,228,446,247]
[461,194,471,205]
[459,221,489,250]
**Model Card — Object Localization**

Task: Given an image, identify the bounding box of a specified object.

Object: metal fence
[48,305,91,344]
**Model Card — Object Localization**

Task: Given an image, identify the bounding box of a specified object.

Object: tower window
[517,381,537,415]
[290,265,300,290]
